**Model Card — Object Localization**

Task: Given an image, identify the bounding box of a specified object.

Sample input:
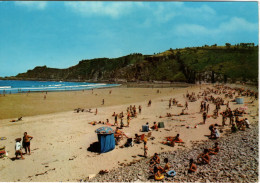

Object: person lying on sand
[10,117,23,122]
[161,139,175,147]
[115,127,128,138]
[166,113,172,117]
[209,142,220,155]
[188,159,197,173]
[197,149,210,164]
[161,134,184,146]
[89,121,97,125]
[86,109,92,113]
[179,109,189,115]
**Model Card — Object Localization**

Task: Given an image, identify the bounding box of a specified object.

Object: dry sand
[0,84,258,182]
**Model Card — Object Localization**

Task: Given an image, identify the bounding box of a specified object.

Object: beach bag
[142,125,149,132]
[158,122,165,128]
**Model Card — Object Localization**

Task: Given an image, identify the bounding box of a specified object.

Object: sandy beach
[0,84,258,182]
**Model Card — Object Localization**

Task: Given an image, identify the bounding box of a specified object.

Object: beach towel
[0,137,7,140]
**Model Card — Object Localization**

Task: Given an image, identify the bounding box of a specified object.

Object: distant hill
[12,43,258,84]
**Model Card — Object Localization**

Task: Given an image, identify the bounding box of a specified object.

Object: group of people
[148,141,220,180]
[149,153,174,180]
[14,132,33,160]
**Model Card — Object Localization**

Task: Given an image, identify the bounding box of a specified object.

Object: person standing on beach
[23,132,33,155]
[184,101,188,110]
[95,108,98,115]
[139,105,142,114]
[206,104,210,113]
[202,112,207,124]
[144,141,148,158]
[102,99,105,105]
[114,114,118,126]
[148,100,152,107]
[127,115,130,127]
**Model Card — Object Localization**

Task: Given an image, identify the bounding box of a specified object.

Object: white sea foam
[0,86,11,89]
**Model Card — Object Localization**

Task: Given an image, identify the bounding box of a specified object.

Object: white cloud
[219,17,258,32]
[139,3,216,25]
[175,24,210,36]
[64,2,144,18]
[15,1,47,10]
[174,17,258,37]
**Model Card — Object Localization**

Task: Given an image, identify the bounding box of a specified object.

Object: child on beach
[15,138,24,159]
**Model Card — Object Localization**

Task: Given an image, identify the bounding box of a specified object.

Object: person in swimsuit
[158,158,171,173]
[197,149,210,164]
[188,159,197,173]
[144,141,148,158]
[203,112,207,124]
[209,142,220,155]
[23,132,33,155]
[150,153,160,167]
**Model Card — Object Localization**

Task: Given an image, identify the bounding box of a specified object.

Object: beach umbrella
[95,126,114,134]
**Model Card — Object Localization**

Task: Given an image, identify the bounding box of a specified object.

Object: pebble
[88,123,258,182]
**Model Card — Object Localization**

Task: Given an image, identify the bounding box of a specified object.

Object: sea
[0,80,120,94]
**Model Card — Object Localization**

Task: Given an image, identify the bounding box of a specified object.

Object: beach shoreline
[0,83,192,120]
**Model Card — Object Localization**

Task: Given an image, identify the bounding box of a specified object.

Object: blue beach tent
[95,127,115,153]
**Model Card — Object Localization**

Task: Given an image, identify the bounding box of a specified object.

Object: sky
[0,1,258,77]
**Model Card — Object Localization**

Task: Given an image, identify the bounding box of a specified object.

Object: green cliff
[15,43,258,84]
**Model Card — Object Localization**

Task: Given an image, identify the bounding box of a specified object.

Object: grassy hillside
[14,44,258,84]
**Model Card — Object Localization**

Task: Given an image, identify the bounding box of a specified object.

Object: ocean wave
[0,86,11,89]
